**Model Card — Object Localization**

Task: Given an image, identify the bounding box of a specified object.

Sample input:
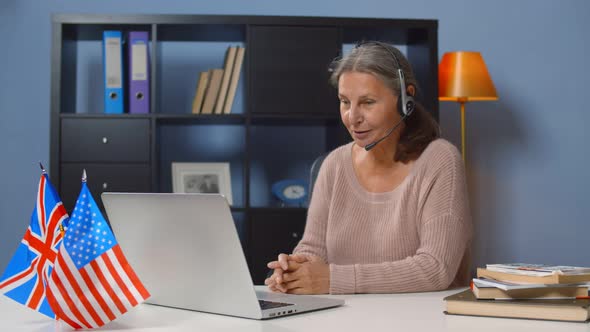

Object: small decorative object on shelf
[272,179,308,207]
[172,162,233,205]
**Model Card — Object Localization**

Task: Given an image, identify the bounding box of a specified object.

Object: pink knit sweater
[293,139,472,294]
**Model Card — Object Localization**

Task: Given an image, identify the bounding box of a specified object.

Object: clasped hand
[264,253,330,295]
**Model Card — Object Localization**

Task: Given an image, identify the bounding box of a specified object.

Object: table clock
[271,179,307,207]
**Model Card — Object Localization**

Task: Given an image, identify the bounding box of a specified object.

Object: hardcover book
[445,289,590,322]
[200,69,224,115]
[222,46,245,114]
[214,46,238,114]
[472,278,589,300]
[486,264,590,276]
[477,268,590,285]
[192,71,210,114]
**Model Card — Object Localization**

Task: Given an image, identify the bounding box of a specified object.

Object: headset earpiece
[401,92,415,117]
[353,41,419,151]
[396,66,415,117]
[396,95,405,117]
[397,93,415,117]
[359,41,415,118]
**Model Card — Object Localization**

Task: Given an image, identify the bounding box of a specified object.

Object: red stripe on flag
[0,257,39,289]
[55,232,63,244]
[46,284,83,329]
[22,229,57,262]
[112,245,150,300]
[102,253,138,306]
[89,260,127,315]
[50,269,92,328]
[57,254,104,327]
[79,268,116,321]
[27,257,47,309]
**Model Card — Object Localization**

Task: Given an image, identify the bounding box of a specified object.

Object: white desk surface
[2,286,589,331]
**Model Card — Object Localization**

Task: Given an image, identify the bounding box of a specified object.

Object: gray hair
[329,42,419,97]
[329,41,440,163]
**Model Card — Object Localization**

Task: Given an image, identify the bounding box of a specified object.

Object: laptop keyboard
[258,300,294,310]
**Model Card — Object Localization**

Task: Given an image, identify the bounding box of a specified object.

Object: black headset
[353,41,417,151]
[355,41,416,118]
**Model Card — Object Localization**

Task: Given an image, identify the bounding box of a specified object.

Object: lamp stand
[458,98,467,163]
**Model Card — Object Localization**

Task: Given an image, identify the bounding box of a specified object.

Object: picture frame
[171,162,233,205]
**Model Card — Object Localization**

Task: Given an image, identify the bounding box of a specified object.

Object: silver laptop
[101,192,344,319]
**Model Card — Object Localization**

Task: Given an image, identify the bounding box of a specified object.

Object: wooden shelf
[156,113,246,125]
[60,113,152,119]
[50,14,439,284]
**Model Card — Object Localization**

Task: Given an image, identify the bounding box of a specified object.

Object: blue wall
[1,0,589,273]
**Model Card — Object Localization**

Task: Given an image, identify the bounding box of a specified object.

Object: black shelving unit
[50,14,438,284]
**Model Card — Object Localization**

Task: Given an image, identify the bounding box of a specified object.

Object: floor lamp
[438,51,498,162]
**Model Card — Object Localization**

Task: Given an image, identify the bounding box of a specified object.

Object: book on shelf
[477,267,590,285]
[486,263,590,276]
[200,68,224,115]
[471,278,589,300]
[213,46,238,114]
[192,71,210,114]
[444,289,590,322]
[221,46,245,114]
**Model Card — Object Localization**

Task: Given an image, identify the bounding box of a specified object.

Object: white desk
[2,287,589,331]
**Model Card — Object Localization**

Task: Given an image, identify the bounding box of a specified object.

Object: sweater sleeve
[329,144,473,294]
[292,154,333,262]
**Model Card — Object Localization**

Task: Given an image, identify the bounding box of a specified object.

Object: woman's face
[338,71,400,150]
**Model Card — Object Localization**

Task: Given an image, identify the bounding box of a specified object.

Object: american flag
[0,170,69,318]
[46,180,149,329]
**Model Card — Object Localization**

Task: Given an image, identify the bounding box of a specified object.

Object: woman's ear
[407,84,416,97]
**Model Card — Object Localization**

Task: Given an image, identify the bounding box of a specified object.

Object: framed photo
[171,162,233,205]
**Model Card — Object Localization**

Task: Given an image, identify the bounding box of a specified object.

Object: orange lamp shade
[439,51,498,101]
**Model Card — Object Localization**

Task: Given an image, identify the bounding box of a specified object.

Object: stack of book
[444,263,590,322]
[192,46,245,115]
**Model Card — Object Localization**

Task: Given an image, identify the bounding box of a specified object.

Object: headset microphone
[359,41,416,152]
[364,113,408,151]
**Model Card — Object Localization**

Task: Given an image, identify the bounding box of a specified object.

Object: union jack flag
[46,174,149,329]
[0,169,69,318]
